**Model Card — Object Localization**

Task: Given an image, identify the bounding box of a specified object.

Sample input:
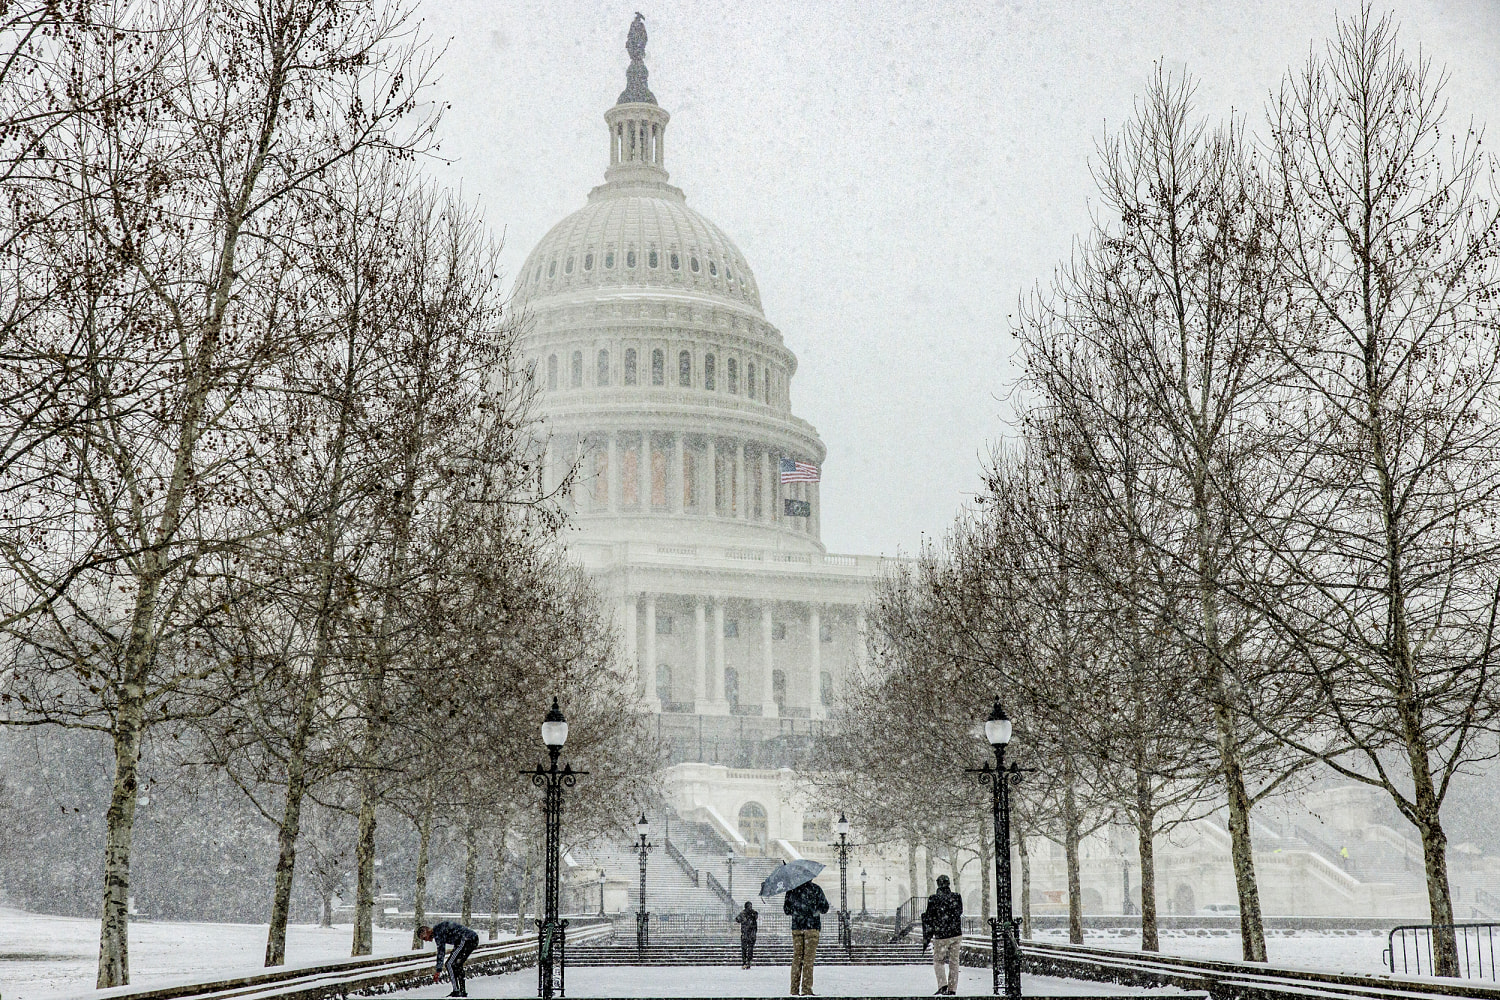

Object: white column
[735,441,747,519]
[705,437,718,516]
[855,607,868,678]
[811,481,821,539]
[809,605,825,720]
[763,450,774,523]
[607,433,620,513]
[644,594,660,710]
[694,599,707,709]
[760,603,777,718]
[642,432,654,510]
[672,433,685,514]
[621,594,638,688]
[706,600,728,713]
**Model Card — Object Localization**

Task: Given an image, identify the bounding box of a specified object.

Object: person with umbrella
[761,858,829,996]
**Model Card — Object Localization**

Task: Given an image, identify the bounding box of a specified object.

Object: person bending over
[419,921,479,998]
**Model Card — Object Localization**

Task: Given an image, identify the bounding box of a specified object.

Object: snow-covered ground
[0,906,1399,1000]
[0,907,428,1000]
[1032,926,1391,975]
[397,965,1176,997]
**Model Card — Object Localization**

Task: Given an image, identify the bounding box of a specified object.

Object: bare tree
[1248,9,1500,976]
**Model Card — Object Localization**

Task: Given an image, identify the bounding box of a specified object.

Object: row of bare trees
[0,0,659,988]
[830,9,1500,977]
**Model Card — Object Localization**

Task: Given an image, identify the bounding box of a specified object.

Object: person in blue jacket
[418,921,479,997]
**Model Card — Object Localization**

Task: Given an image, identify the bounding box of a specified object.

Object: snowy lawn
[1033,927,1391,975]
[397,965,1178,997]
[0,907,491,1000]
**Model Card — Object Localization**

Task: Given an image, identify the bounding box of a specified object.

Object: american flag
[780,458,820,483]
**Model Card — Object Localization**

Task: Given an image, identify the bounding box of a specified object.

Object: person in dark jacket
[784,879,830,996]
[419,921,479,998]
[921,875,964,995]
[733,900,759,968]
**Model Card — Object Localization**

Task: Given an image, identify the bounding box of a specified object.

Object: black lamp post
[860,867,868,918]
[967,699,1023,999]
[522,697,584,1000]
[635,813,653,955]
[830,812,854,955]
[597,870,606,917]
[725,851,736,916]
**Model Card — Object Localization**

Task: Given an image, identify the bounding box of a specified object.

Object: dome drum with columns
[519,16,884,853]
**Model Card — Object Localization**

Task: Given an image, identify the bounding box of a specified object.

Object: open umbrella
[759,859,826,897]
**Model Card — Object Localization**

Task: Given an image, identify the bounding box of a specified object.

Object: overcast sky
[411,0,1500,557]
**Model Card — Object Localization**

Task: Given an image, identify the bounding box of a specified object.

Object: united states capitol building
[506,18,1489,924]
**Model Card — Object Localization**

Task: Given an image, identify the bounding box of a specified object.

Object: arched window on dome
[533,265,541,285]
[704,354,715,391]
[547,354,558,391]
[678,351,691,387]
[747,363,757,399]
[596,349,609,386]
[709,260,718,277]
[648,249,659,268]
[584,252,594,271]
[564,256,574,275]
[605,250,615,269]
[727,358,738,395]
[651,349,664,386]
[626,249,637,268]
[548,259,556,278]
[624,348,637,386]
[570,351,582,388]
[670,252,680,270]
[690,256,700,273]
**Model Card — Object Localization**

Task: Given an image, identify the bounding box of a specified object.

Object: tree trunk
[923,843,935,897]
[1135,772,1159,952]
[1017,828,1032,940]
[1063,778,1083,945]
[321,892,334,928]
[946,843,962,896]
[906,838,919,909]
[978,819,992,920]
[515,851,531,936]
[1215,698,1267,961]
[351,790,378,955]
[1411,758,1459,974]
[96,695,145,988]
[410,792,434,950]
[462,822,478,925]
[489,830,506,940]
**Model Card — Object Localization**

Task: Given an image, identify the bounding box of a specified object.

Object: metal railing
[663,837,700,886]
[704,869,733,905]
[891,894,922,942]
[1384,923,1500,980]
[614,911,797,941]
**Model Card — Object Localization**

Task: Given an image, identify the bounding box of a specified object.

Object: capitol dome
[516,184,764,315]
[521,13,826,555]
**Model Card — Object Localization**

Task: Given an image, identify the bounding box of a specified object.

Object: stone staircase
[567,942,930,966]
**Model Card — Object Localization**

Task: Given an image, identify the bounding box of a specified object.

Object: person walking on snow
[784,878,830,995]
[734,900,759,968]
[419,920,479,998]
[921,874,964,995]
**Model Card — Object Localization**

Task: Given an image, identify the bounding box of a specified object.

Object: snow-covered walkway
[395,965,1172,997]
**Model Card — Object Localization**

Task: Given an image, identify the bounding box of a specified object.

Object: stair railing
[704,869,733,905]
[664,837,700,887]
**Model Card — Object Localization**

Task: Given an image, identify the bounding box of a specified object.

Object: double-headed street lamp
[967,700,1025,999]
[829,812,854,955]
[635,813,653,954]
[522,698,584,1000]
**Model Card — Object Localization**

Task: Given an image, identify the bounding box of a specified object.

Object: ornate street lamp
[635,812,653,955]
[597,870,607,917]
[860,867,868,918]
[967,700,1024,999]
[829,812,854,955]
[522,698,584,1000]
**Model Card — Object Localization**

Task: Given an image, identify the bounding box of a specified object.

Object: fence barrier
[1384,922,1500,980]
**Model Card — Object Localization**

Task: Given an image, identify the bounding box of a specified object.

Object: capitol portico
[514,15,883,853]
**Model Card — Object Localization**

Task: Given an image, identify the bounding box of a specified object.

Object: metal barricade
[1384,923,1500,980]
